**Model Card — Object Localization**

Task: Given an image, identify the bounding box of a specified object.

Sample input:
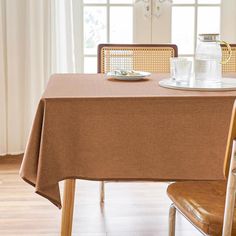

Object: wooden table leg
[61,179,76,236]
[169,204,176,236]
[100,181,105,204]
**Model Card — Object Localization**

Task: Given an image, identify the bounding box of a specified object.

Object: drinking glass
[170,57,187,80]
[173,59,192,84]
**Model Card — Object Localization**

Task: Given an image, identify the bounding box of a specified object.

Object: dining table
[20,73,236,236]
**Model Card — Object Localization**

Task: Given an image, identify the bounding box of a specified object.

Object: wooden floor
[0,156,201,236]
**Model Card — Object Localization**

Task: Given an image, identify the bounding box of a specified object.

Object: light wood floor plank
[0,156,201,236]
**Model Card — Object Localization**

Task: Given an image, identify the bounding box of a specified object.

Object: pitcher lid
[198,33,220,42]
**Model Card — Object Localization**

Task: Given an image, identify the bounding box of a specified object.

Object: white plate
[106,71,151,81]
[159,78,236,91]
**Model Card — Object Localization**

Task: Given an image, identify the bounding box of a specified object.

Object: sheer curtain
[0,0,80,155]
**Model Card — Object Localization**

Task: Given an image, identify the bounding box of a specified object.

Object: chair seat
[167,180,236,236]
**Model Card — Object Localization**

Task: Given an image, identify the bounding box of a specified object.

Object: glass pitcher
[195,34,232,84]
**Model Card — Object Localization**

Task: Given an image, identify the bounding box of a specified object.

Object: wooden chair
[167,100,236,236]
[222,44,236,73]
[97,43,178,204]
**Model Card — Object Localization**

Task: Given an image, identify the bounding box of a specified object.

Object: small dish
[106,70,151,81]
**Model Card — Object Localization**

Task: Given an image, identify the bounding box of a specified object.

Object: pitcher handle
[220,40,232,64]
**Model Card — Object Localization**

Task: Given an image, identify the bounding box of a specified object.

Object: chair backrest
[97,44,178,74]
[222,44,236,73]
[223,101,236,235]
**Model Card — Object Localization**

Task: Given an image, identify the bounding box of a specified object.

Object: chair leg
[222,152,236,236]
[100,181,105,204]
[61,179,76,236]
[169,204,176,236]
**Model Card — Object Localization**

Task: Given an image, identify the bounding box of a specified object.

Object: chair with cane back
[97,43,178,204]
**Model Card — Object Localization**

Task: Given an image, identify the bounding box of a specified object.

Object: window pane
[83,0,107,3]
[197,7,220,35]
[84,7,107,55]
[198,0,221,4]
[110,0,133,3]
[173,0,195,3]
[110,7,133,43]
[172,7,195,54]
[84,57,97,73]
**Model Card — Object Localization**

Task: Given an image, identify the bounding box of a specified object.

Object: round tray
[159,78,236,91]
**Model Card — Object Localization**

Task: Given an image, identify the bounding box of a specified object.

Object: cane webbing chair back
[222,44,236,73]
[97,44,178,74]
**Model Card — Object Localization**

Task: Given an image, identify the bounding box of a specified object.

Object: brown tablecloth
[20,73,236,208]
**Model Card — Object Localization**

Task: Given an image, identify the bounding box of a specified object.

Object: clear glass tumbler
[170,57,187,80]
[173,59,192,84]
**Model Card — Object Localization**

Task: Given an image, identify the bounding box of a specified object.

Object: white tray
[159,78,236,91]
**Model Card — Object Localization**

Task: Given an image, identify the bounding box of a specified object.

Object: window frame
[82,1,134,73]
[171,1,222,59]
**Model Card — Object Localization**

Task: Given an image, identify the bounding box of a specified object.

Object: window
[54,0,234,73]
[83,0,134,73]
[171,0,221,59]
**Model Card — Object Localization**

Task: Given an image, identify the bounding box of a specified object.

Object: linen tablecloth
[20,73,236,208]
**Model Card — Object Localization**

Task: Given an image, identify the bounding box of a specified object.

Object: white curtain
[52,0,82,73]
[0,0,80,155]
